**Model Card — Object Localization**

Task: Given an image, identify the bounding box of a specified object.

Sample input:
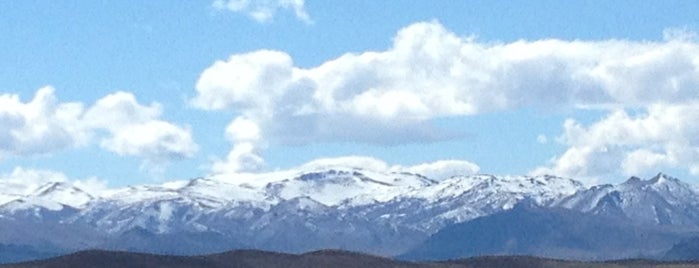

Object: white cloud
[100,121,197,163]
[622,149,674,176]
[296,155,480,181]
[193,21,699,175]
[402,160,481,181]
[0,87,89,157]
[212,0,311,23]
[0,88,198,172]
[83,91,161,128]
[537,135,548,144]
[85,92,198,168]
[299,156,391,172]
[192,50,294,111]
[212,116,266,174]
[212,141,266,174]
[225,116,262,142]
[534,103,699,181]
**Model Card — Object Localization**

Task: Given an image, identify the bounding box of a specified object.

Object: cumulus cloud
[210,116,266,174]
[533,103,699,181]
[193,21,699,175]
[83,91,161,128]
[297,155,480,181]
[0,88,197,171]
[0,87,89,158]
[85,92,198,169]
[101,122,196,163]
[212,0,311,23]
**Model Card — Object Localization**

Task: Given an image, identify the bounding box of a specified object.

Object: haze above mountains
[2,163,699,263]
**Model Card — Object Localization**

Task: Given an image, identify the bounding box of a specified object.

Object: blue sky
[2,1,699,187]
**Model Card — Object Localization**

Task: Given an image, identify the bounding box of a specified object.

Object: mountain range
[1,166,699,263]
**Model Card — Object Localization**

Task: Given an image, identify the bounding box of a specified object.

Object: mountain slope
[355,174,584,233]
[664,237,699,261]
[40,171,584,256]
[0,244,63,264]
[400,202,687,261]
[556,173,699,227]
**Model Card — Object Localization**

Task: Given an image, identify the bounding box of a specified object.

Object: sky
[2,0,699,188]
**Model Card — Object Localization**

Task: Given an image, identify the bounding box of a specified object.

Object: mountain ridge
[1,168,698,262]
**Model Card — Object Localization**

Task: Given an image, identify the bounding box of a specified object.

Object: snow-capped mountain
[2,168,699,262]
[0,182,95,216]
[354,174,585,233]
[65,168,438,236]
[263,168,435,207]
[67,170,581,236]
[410,174,583,206]
[555,173,699,227]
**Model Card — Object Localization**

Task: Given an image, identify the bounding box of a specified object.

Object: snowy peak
[412,174,583,203]
[294,170,390,185]
[34,182,93,198]
[0,192,22,206]
[453,174,586,208]
[33,182,95,208]
[106,185,180,204]
[263,168,435,206]
[557,173,699,226]
[648,173,691,191]
[177,177,268,204]
[620,173,684,189]
[621,176,643,186]
[615,173,698,206]
[650,172,678,184]
[366,174,588,233]
[3,168,699,259]
[0,168,694,238]
[0,181,95,212]
[290,168,436,187]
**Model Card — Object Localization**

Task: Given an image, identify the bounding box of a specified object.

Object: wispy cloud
[212,0,312,24]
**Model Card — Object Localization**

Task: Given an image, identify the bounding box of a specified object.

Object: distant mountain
[664,237,699,261]
[555,173,699,227]
[0,244,62,264]
[400,202,688,261]
[0,216,103,263]
[358,174,584,233]
[1,168,699,262]
[4,249,699,268]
